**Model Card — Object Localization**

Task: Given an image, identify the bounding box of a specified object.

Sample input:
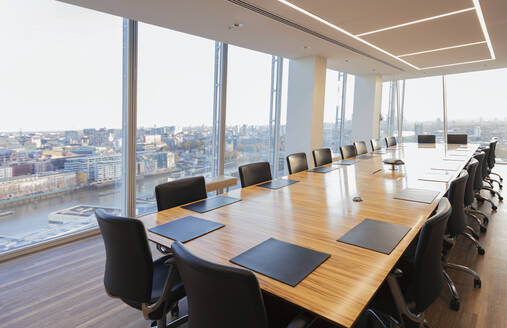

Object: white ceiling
[57,0,507,80]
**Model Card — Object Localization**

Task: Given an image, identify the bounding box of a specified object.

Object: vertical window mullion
[121,19,137,217]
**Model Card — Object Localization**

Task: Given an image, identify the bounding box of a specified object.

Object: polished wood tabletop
[140,143,477,328]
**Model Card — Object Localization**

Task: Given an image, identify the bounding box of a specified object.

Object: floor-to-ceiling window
[403,76,444,143]
[0,0,123,254]
[323,69,342,153]
[342,75,355,146]
[225,46,272,179]
[136,23,215,214]
[322,71,354,151]
[446,68,507,159]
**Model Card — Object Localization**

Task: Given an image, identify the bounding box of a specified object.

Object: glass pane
[323,69,341,153]
[0,0,122,254]
[225,46,272,181]
[447,68,507,159]
[342,74,355,146]
[136,23,215,215]
[403,76,444,143]
[278,58,290,177]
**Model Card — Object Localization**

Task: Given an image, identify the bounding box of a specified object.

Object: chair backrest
[445,170,468,237]
[480,146,490,178]
[354,141,368,155]
[370,139,383,151]
[238,162,272,188]
[411,198,451,314]
[487,140,497,169]
[286,152,308,174]
[473,151,486,191]
[172,241,269,328]
[417,135,436,144]
[385,136,397,147]
[464,158,479,207]
[155,176,207,211]
[447,134,467,144]
[312,148,333,166]
[340,144,357,159]
[96,210,154,303]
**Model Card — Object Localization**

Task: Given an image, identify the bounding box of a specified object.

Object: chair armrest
[141,259,178,320]
[287,313,316,328]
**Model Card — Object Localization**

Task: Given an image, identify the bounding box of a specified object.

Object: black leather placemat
[230,238,330,287]
[337,219,411,254]
[358,155,374,159]
[257,179,299,189]
[308,166,337,173]
[394,188,440,204]
[181,196,241,213]
[149,216,224,243]
[335,159,359,165]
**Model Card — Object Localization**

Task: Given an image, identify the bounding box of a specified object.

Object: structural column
[350,74,382,143]
[285,56,327,168]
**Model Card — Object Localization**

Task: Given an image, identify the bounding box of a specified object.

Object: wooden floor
[1,167,506,328]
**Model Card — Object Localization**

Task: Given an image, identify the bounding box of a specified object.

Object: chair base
[461,232,485,255]
[443,270,460,311]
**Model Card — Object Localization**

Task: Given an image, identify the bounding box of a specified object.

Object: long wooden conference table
[141,143,478,328]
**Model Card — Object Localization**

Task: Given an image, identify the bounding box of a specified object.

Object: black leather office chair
[447,134,467,144]
[477,147,503,204]
[487,138,503,182]
[238,162,272,188]
[172,241,315,328]
[417,135,436,144]
[472,151,497,213]
[443,170,483,311]
[483,140,503,189]
[354,141,368,155]
[96,210,187,328]
[155,176,207,212]
[340,144,357,159]
[312,148,333,166]
[370,139,383,151]
[286,152,308,174]
[464,159,487,235]
[385,136,397,147]
[367,198,452,328]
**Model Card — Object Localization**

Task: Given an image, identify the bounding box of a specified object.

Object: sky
[1,0,506,132]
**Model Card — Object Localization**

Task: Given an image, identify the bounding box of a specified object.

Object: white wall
[351,74,382,147]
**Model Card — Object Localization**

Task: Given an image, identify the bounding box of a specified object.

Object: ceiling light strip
[473,0,495,59]
[421,58,493,70]
[356,7,475,37]
[398,41,487,57]
[278,0,420,70]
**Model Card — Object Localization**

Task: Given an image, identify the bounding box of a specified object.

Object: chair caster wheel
[474,279,482,288]
[450,298,460,311]
[492,205,498,211]
[484,217,489,224]
[480,226,487,233]
[478,247,485,255]
[499,196,504,201]
[490,191,495,195]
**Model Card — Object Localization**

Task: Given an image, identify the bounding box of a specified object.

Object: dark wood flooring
[1,167,506,328]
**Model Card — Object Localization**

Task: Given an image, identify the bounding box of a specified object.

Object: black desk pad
[337,219,411,254]
[335,159,359,165]
[358,155,374,159]
[148,216,224,243]
[308,166,337,173]
[394,188,439,204]
[181,196,241,213]
[257,179,299,189]
[230,238,330,287]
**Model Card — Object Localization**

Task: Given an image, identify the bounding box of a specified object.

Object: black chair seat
[122,256,185,320]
